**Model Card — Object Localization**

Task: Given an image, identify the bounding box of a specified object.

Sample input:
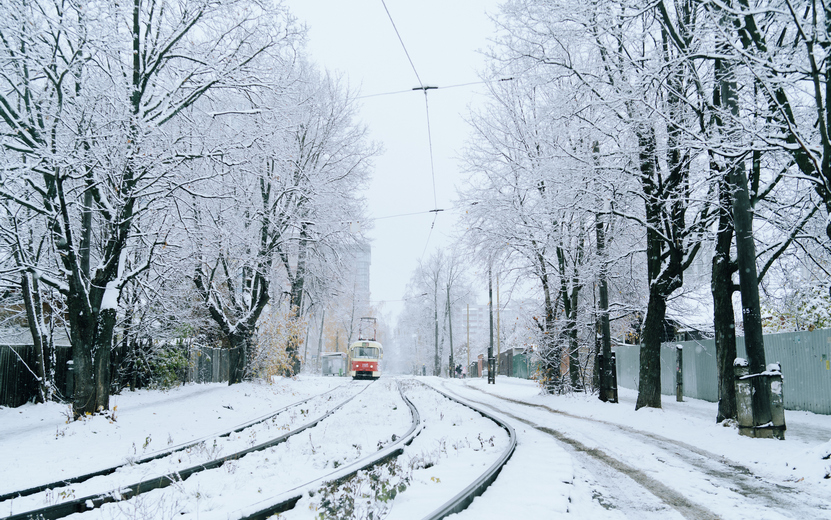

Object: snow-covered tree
[0,0,299,416]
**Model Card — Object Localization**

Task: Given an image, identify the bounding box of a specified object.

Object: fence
[613,328,831,415]
[0,343,235,408]
[497,348,534,379]
[466,349,536,379]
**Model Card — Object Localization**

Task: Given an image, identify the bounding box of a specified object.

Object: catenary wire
[356,78,513,100]
[379,0,441,264]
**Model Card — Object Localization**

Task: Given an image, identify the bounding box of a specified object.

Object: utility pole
[434,289,439,377]
[447,285,454,378]
[467,304,470,371]
[488,265,496,384]
[317,309,325,372]
[496,273,501,378]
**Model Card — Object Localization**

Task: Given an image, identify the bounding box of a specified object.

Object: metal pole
[496,272,501,378]
[676,345,683,402]
[488,266,495,384]
[447,285,454,378]
[317,309,325,372]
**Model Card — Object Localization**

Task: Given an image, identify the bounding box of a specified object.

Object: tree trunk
[21,271,50,403]
[532,245,562,392]
[228,331,250,385]
[286,225,309,376]
[68,293,96,418]
[636,124,664,410]
[711,160,739,422]
[94,308,117,411]
[718,48,772,426]
[637,289,668,409]
[596,207,613,401]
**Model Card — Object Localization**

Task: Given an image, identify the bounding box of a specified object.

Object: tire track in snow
[458,383,831,519]
[440,384,720,520]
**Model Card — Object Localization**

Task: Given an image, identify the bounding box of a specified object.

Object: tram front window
[353,347,379,359]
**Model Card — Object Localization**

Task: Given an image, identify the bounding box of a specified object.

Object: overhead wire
[379,0,441,264]
[380,0,424,89]
[356,78,513,100]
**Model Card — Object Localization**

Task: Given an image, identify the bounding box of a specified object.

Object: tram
[348,317,383,380]
[347,340,383,379]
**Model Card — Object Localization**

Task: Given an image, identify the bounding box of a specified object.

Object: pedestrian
[455,364,462,378]
[461,364,467,379]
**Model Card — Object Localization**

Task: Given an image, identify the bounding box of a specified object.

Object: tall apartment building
[346,241,371,310]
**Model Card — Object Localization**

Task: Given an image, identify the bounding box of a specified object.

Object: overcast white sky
[284,0,502,324]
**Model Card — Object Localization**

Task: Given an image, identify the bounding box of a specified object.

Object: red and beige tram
[347,340,383,380]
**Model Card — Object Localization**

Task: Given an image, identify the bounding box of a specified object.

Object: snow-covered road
[436,376,831,520]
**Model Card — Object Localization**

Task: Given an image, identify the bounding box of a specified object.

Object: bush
[311,459,410,520]
[149,346,189,390]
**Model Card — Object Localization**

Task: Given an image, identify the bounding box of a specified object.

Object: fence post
[734,359,754,436]
[676,345,683,402]
[768,363,786,440]
[66,360,74,399]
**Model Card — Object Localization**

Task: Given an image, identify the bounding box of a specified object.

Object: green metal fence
[614,328,831,415]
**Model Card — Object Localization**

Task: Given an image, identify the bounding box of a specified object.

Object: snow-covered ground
[0,375,829,519]
[437,376,831,519]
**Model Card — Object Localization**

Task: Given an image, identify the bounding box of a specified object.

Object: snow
[1,375,829,519]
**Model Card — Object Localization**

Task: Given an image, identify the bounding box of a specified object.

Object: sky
[284,0,503,324]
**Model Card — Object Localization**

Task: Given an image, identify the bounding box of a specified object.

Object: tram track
[233,379,423,520]
[414,380,517,520]
[248,378,516,520]
[8,379,417,520]
[3,378,519,520]
[0,381,367,520]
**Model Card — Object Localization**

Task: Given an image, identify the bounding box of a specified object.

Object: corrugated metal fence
[614,328,831,415]
[0,344,234,408]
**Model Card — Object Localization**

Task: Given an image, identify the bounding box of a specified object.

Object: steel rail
[0,381,352,503]
[419,380,517,520]
[2,382,369,520]
[235,380,423,520]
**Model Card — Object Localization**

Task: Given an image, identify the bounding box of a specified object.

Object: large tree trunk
[637,291,667,409]
[285,225,309,376]
[447,284,454,377]
[711,160,738,423]
[717,46,772,426]
[635,122,686,410]
[93,308,117,411]
[68,290,96,418]
[228,331,250,384]
[635,125,665,410]
[558,255,581,391]
[596,205,613,401]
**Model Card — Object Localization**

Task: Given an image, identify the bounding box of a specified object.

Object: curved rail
[0,381,352,504]
[3,382,369,520]
[235,380,422,520]
[419,381,517,520]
